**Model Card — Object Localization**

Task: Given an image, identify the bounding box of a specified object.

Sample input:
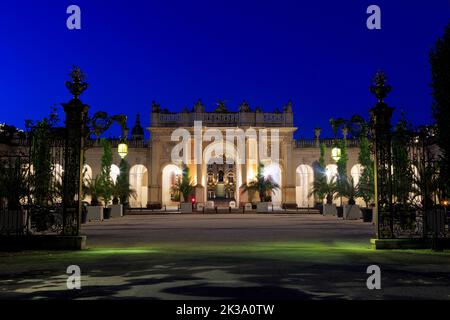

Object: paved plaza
[1,214,450,300]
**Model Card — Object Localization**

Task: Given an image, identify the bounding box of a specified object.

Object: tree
[113,158,136,206]
[98,139,113,207]
[336,176,359,205]
[310,177,337,205]
[312,143,328,204]
[357,134,374,207]
[84,175,102,206]
[336,137,348,204]
[347,114,366,139]
[172,166,195,203]
[329,117,346,139]
[241,163,280,202]
[349,116,375,208]
[392,115,414,204]
[430,23,450,199]
[30,118,53,206]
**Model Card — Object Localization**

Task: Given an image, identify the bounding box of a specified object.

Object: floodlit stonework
[84,101,363,208]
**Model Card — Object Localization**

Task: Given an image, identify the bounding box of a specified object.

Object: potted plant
[117,159,136,215]
[337,177,362,220]
[110,181,122,218]
[84,175,104,221]
[241,163,280,213]
[310,177,337,216]
[172,166,195,213]
[98,139,113,219]
[356,128,375,223]
[324,179,338,216]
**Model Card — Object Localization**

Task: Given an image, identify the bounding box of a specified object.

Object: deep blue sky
[0,0,448,138]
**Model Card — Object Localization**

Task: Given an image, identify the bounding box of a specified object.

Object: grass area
[1,241,449,269]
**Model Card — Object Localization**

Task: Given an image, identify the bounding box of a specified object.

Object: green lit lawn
[1,215,450,300]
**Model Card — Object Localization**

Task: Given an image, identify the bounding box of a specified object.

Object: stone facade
[84,101,362,208]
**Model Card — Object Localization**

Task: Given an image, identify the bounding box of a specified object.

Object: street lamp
[331,147,341,162]
[118,141,128,159]
[443,199,449,212]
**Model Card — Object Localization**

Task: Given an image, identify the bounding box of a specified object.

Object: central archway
[203,141,241,204]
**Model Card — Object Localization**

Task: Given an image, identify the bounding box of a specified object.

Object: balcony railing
[295,138,360,148]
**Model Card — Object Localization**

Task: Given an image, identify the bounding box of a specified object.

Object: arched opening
[351,164,365,206]
[325,164,338,183]
[83,164,92,182]
[325,164,339,205]
[110,164,120,183]
[296,165,314,208]
[82,164,93,203]
[410,164,421,206]
[129,164,148,208]
[351,164,363,186]
[162,164,182,207]
[52,163,64,203]
[263,163,282,206]
[53,163,63,184]
[203,141,241,204]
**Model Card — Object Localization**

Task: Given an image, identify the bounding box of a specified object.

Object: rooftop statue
[214,100,229,113]
[283,100,293,113]
[152,101,161,113]
[239,100,252,112]
[193,99,205,113]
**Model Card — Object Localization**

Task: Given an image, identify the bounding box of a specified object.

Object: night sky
[0,0,448,139]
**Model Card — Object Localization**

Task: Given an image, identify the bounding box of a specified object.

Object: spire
[131,113,144,140]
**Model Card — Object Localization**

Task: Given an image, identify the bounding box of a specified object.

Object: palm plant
[357,178,374,208]
[310,177,337,205]
[111,180,137,205]
[336,177,359,205]
[172,166,195,203]
[329,117,346,139]
[241,163,280,202]
[84,175,102,206]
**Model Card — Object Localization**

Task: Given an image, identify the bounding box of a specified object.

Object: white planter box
[109,204,123,218]
[87,206,104,221]
[323,204,337,216]
[344,205,362,220]
[257,202,271,213]
[180,203,193,213]
[0,209,25,234]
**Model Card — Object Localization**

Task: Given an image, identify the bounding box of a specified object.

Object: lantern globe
[118,142,128,159]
